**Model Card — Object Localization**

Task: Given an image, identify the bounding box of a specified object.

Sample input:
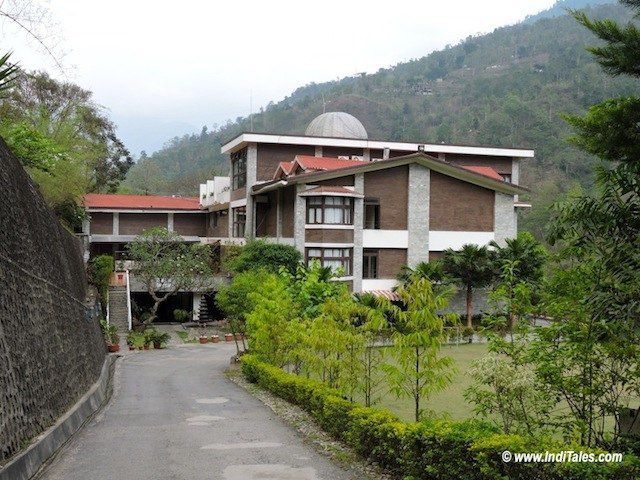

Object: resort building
[200,112,532,294]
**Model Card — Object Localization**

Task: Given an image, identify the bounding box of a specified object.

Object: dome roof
[305,112,368,140]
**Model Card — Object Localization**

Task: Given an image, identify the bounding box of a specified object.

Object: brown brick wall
[230,187,246,202]
[429,171,494,231]
[378,248,407,279]
[322,147,364,158]
[256,191,278,237]
[173,213,207,237]
[444,154,513,175]
[364,166,409,229]
[90,212,113,234]
[429,251,444,260]
[305,228,354,244]
[314,175,356,187]
[206,211,229,237]
[282,186,295,237]
[257,143,315,182]
[119,213,167,235]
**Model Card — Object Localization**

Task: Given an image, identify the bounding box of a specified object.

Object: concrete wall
[0,138,105,464]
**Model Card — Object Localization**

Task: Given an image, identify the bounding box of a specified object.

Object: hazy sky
[5,0,556,154]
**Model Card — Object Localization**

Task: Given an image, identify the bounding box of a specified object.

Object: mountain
[523,0,615,24]
[121,2,638,240]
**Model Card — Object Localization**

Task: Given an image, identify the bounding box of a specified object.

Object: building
[200,111,532,295]
[80,193,222,323]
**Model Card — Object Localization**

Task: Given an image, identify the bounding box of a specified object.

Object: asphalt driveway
[39,344,356,480]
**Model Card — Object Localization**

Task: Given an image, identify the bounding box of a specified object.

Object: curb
[0,355,117,480]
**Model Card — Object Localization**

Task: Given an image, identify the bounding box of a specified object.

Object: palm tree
[0,52,18,96]
[396,259,446,285]
[490,231,547,285]
[442,245,494,329]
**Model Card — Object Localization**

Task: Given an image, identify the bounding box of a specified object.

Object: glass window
[231,149,247,190]
[306,247,352,276]
[364,198,380,229]
[305,196,353,225]
[232,207,246,237]
[363,249,378,279]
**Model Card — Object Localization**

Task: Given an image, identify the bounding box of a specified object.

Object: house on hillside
[200,111,533,297]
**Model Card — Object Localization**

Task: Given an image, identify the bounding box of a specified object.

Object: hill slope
[122,1,638,239]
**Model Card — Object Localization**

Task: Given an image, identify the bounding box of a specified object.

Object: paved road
[40,344,356,480]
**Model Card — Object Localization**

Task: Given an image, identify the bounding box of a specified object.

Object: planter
[224,333,234,342]
[211,335,220,343]
[107,343,120,353]
[235,333,243,341]
[153,341,162,349]
[199,337,209,344]
[143,344,150,350]
[128,345,135,351]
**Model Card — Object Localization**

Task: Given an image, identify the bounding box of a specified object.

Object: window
[306,196,353,225]
[231,150,247,190]
[210,212,219,228]
[363,249,378,279]
[232,207,246,237]
[306,248,352,276]
[364,198,380,229]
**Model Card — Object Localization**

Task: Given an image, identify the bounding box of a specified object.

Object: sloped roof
[460,165,504,181]
[299,186,364,197]
[84,193,201,210]
[295,155,366,172]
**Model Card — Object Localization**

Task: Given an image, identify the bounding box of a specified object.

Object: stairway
[197,295,213,323]
[108,286,130,347]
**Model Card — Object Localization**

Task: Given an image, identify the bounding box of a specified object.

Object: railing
[125,269,132,331]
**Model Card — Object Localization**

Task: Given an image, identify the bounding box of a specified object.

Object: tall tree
[443,245,494,329]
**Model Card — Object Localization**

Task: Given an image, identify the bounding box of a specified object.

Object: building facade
[200,112,532,295]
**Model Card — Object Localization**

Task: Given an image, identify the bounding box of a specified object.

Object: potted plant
[126,331,138,351]
[199,334,209,344]
[211,334,220,343]
[224,333,233,342]
[173,308,191,323]
[100,318,120,352]
[143,329,156,350]
[152,331,171,349]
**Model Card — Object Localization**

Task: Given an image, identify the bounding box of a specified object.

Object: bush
[89,255,114,309]
[223,240,301,274]
[241,355,640,480]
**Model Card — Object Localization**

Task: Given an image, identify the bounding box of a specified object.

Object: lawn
[374,342,488,422]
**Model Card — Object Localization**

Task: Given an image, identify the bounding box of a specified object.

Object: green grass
[374,342,488,422]
[176,331,197,343]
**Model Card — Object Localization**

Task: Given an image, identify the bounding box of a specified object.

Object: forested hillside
[123,1,636,239]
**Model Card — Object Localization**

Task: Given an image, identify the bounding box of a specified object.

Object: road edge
[0,354,118,480]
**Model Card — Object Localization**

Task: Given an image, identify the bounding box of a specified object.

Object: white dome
[305,112,368,140]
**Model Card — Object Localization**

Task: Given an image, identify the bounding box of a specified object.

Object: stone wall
[0,138,106,464]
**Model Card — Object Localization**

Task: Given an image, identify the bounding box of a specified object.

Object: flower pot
[153,341,162,349]
[224,333,233,342]
[234,333,243,341]
[199,337,209,344]
[128,345,135,351]
[143,344,150,350]
[107,343,120,353]
[211,335,220,343]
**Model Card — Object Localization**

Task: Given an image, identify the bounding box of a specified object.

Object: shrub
[223,240,302,274]
[241,354,640,480]
[89,255,114,309]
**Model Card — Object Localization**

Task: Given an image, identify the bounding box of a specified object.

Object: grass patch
[176,331,197,343]
[372,342,488,421]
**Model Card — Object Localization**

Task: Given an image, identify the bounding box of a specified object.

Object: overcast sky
[5,0,556,154]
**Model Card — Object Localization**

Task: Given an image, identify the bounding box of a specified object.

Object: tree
[443,245,494,329]
[490,231,547,285]
[0,52,18,96]
[223,240,302,275]
[127,228,217,325]
[379,277,456,421]
[88,255,114,316]
[396,259,447,286]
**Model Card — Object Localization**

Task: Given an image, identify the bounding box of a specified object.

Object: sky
[4,0,556,155]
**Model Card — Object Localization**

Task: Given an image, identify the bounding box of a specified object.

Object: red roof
[84,193,201,210]
[277,161,294,175]
[461,166,504,181]
[295,155,366,172]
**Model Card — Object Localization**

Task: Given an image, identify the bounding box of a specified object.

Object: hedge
[241,354,640,480]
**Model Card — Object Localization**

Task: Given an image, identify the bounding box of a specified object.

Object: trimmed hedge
[242,355,640,480]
